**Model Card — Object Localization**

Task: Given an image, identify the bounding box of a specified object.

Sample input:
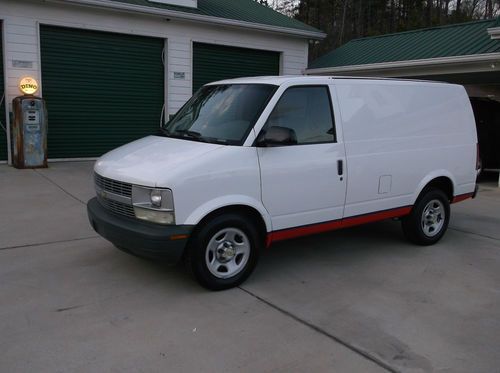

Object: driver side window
[265,86,336,144]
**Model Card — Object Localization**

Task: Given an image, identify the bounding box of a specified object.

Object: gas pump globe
[11,77,48,169]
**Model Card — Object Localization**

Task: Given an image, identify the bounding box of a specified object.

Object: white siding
[2,16,39,101]
[168,36,192,110]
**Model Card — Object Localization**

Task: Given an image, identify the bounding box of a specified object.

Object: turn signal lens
[134,207,175,225]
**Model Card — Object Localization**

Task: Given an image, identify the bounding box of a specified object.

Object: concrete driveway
[1,162,499,373]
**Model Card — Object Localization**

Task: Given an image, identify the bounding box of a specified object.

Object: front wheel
[402,188,450,245]
[185,214,260,290]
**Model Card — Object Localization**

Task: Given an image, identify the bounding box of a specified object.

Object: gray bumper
[87,197,193,263]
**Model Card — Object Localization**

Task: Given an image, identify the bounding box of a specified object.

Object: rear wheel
[402,188,450,245]
[185,214,260,290]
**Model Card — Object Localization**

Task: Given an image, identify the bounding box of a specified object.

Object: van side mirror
[256,126,297,147]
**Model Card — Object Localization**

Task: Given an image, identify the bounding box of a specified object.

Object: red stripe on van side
[268,219,343,245]
[452,193,474,204]
[267,206,412,247]
[341,206,412,228]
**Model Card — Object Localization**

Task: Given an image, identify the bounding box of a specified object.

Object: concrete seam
[33,169,87,205]
[238,286,400,373]
[449,226,500,242]
[0,236,99,252]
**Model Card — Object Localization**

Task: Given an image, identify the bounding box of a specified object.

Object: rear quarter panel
[333,79,477,217]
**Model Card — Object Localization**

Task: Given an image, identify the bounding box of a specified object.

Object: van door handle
[337,160,343,176]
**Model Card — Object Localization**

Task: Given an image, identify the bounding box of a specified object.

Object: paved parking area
[1,162,499,373]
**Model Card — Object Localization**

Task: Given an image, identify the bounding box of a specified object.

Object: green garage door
[0,24,6,161]
[193,43,280,93]
[40,26,164,158]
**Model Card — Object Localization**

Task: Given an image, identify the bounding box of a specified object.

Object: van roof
[207,75,457,86]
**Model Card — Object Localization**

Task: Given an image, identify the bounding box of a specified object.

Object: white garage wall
[0,0,308,118]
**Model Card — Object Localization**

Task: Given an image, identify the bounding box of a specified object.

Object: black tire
[402,188,450,245]
[185,213,261,290]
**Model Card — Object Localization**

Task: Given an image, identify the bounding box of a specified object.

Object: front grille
[97,195,135,219]
[94,173,132,198]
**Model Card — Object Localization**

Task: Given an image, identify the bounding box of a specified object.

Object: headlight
[150,189,163,208]
[132,186,175,225]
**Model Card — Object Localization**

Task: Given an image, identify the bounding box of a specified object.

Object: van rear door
[257,85,346,232]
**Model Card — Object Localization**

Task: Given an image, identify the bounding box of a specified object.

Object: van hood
[94,135,224,187]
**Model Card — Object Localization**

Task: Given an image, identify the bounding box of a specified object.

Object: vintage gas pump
[11,77,47,168]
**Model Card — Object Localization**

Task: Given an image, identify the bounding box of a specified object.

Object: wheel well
[422,177,454,201]
[196,205,268,245]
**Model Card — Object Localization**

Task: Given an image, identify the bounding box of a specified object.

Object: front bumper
[87,197,193,263]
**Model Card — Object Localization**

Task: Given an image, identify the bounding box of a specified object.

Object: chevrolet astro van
[88,76,479,290]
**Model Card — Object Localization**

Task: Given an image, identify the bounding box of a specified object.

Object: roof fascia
[306,53,500,76]
[54,0,326,39]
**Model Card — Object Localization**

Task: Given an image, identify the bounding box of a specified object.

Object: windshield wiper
[163,128,229,145]
[174,129,202,138]
[158,127,171,137]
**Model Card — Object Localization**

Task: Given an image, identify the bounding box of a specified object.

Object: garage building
[307,19,500,179]
[0,0,323,162]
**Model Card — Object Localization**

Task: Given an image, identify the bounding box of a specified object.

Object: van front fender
[183,195,272,232]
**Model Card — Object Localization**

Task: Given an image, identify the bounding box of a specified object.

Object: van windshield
[162,84,277,145]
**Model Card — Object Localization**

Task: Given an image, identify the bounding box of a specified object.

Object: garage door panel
[193,43,280,93]
[40,26,164,158]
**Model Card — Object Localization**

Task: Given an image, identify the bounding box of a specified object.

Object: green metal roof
[310,19,500,69]
[107,0,320,34]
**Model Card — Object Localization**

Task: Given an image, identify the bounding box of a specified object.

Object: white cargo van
[87,76,478,290]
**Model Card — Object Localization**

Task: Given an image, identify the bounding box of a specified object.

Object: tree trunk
[390,0,395,32]
[485,0,493,19]
[426,0,433,26]
[356,0,364,38]
[339,0,349,44]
